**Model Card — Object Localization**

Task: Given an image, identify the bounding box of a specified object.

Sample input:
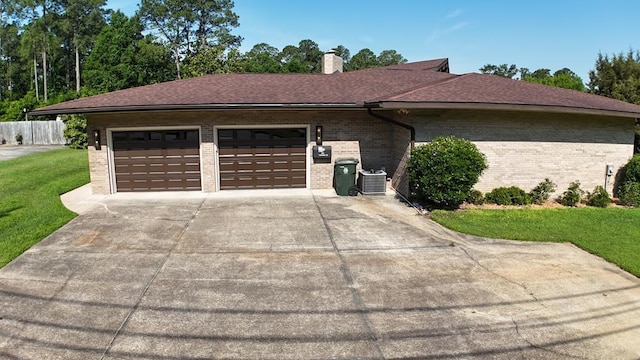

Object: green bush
[559,181,584,207]
[529,178,557,205]
[586,185,610,208]
[62,115,88,149]
[616,155,640,207]
[465,189,485,205]
[620,154,640,184]
[618,182,640,207]
[407,136,487,209]
[485,186,532,206]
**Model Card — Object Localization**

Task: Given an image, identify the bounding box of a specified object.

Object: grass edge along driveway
[0,148,89,268]
[431,207,640,277]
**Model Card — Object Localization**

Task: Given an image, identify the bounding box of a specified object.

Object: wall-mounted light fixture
[93,129,101,150]
[315,125,323,145]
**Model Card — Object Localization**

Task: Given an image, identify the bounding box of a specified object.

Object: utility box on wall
[312,145,332,162]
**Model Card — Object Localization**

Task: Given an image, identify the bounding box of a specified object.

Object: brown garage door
[218,128,307,190]
[112,130,201,192]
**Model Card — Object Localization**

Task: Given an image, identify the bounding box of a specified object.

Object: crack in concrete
[99,196,207,360]
[457,246,586,358]
[459,246,545,305]
[98,203,118,217]
[312,194,385,360]
[510,316,584,359]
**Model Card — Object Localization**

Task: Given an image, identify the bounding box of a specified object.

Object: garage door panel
[112,130,201,192]
[218,128,307,190]
[220,176,306,189]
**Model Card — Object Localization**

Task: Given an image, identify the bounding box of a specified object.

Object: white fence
[0,120,67,145]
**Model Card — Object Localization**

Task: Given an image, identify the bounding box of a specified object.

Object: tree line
[0,0,407,121]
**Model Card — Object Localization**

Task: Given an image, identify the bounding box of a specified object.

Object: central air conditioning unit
[357,170,387,195]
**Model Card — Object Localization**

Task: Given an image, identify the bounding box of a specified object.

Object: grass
[431,207,640,277]
[0,148,89,268]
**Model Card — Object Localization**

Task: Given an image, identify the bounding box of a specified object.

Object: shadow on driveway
[0,190,639,359]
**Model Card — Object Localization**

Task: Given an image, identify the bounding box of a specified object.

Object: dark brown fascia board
[374,101,640,119]
[29,103,364,116]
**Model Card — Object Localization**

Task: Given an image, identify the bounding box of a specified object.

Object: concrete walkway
[0,144,65,162]
[0,189,639,359]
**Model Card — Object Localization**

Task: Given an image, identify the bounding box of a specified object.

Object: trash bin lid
[335,157,359,165]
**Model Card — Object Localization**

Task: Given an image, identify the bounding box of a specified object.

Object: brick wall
[393,109,635,196]
[87,108,633,196]
[86,109,393,194]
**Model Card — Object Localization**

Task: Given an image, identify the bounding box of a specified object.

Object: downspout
[366,106,415,149]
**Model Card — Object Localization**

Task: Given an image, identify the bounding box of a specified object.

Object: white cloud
[425,21,470,43]
[445,9,463,19]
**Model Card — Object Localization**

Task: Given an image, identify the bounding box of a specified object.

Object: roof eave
[373,101,640,119]
[29,102,363,116]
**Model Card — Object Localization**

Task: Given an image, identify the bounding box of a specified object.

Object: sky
[105,0,639,82]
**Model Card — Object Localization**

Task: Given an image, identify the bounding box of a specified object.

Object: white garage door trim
[107,126,203,193]
[214,125,311,191]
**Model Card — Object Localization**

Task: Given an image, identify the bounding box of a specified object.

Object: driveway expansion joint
[312,194,385,359]
[99,196,207,360]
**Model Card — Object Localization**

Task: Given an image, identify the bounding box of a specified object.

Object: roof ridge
[376,73,467,102]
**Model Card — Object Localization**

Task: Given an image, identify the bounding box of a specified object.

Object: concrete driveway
[0,190,639,359]
[0,145,65,162]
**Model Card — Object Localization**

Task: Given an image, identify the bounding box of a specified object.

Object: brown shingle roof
[31,58,640,118]
[32,65,455,114]
[377,73,640,117]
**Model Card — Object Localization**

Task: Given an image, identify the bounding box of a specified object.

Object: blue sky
[106,0,639,82]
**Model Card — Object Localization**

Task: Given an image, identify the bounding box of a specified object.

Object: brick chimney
[322,50,343,74]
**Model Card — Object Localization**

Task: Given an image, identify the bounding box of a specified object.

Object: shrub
[618,182,640,207]
[586,185,610,208]
[529,178,557,205]
[407,136,487,209]
[62,115,88,149]
[559,181,584,207]
[465,189,485,205]
[616,155,640,208]
[485,186,532,206]
[620,154,640,184]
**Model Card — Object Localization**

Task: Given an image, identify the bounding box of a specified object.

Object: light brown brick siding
[393,109,635,196]
[86,110,393,194]
[86,108,635,197]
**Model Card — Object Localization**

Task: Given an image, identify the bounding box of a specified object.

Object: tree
[242,42,281,73]
[59,0,106,93]
[84,11,173,92]
[377,49,407,66]
[523,68,585,91]
[138,0,241,79]
[479,63,519,78]
[15,0,63,103]
[0,21,25,100]
[529,68,551,79]
[588,50,640,105]
[278,39,322,73]
[349,48,377,70]
[588,50,640,152]
[182,45,243,76]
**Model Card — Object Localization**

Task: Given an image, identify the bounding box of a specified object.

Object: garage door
[112,130,201,192]
[218,128,307,190]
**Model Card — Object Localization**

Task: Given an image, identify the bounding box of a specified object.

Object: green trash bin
[334,158,359,196]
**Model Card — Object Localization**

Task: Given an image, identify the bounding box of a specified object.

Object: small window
[129,132,146,141]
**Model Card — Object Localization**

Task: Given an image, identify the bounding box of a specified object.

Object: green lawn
[0,148,89,268]
[431,207,640,277]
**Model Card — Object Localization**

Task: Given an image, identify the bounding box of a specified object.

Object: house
[31,53,640,197]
